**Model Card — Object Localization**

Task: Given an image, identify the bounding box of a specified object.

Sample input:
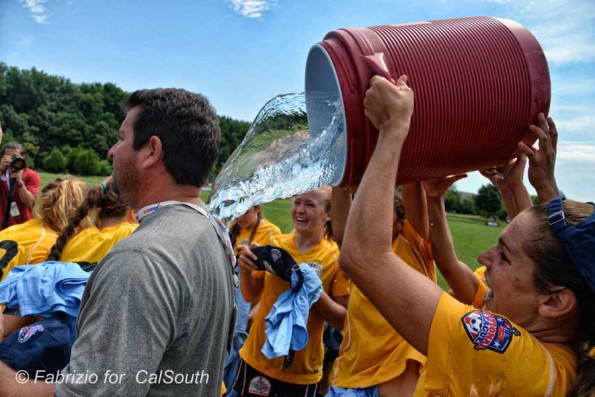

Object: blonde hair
[469,380,502,396]
[314,186,334,241]
[36,178,91,233]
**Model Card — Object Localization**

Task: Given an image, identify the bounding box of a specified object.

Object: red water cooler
[305,16,550,187]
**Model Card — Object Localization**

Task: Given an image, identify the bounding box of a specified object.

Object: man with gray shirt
[0,89,234,396]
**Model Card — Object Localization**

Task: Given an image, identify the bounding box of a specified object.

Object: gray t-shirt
[55,204,234,396]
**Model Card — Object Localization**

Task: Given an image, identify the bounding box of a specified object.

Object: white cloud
[557,142,595,164]
[481,0,595,64]
[19,0,49,24]
[556,115,595,133]
[227,0,277,19]
[551,78,595,97]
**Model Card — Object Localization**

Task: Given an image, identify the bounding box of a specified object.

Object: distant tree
[41,147,68,173]
[215,116,251,177]
[0,63,250,178]
[98,159,112,175]
[474,184,503,220]
[0,63,127,170]
[444,187,462,213]
[497,207,510,222]
[530,195,540,205]
[459,198,476,215]
[68,147,102,176]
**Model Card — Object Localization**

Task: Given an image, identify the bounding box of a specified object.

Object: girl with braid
[224,205,281,395]
[47,181,137,267]
[229,205,281,251]
[0,178,90,282]
[0,178,89,338]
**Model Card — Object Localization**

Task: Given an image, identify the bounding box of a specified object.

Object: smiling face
[291,188,331,239]
[478,211,543,327]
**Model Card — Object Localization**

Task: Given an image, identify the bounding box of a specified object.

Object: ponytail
[47,184,105,261]
[569,352,595,397]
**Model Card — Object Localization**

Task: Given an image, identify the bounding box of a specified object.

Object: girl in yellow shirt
[47,181,137,266]
[224,205,281,394]
[229,205,282,252]
[234,187,350,397]
[0,178,90,282]
[0,178,90,338]
[340,76,590,397]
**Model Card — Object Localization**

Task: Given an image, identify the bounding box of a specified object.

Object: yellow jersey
[0,219,58,281]
[240,232,350,384]
[332,220,435,387]
[414,292,576,396]
[59,222,137,265]
[233,219,282,254]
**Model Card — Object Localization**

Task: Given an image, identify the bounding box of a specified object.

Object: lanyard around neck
[135,201,184,223]
[134,200,237,271]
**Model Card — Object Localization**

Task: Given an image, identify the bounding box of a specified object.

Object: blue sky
[1,0,594,201]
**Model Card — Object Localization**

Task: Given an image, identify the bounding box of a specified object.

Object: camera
[10,155,27,172]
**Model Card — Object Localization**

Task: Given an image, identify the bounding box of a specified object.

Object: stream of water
[208,91,345,220]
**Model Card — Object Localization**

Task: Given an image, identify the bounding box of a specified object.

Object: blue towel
[261,264,322,359]
[326,386,380,397]
[0,265,25,309]
[0,261,89,318]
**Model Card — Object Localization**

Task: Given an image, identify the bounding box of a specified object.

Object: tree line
[1,63,529,221]
[0,63,250,177]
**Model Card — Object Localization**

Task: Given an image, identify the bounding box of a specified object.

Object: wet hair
[3,141,27,158]
[47,183,130,261]
[229,206,263,247]
[126,88,220,187]
[525,200,595,396]
[320,187,335,242]
[394,188,406,221]
[37,178,90,233]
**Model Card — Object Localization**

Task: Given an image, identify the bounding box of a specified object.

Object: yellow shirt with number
[239,232,350,384]
[332,220,435,387]
[59,222,137,265]
[0,219,58,281]
[413,292,576,396]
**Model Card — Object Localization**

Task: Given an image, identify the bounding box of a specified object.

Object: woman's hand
[422,174,468,199]
[237,243,259,273]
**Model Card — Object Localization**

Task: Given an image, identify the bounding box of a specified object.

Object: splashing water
[208,92,346,220]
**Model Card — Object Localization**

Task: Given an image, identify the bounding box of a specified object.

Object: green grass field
[39,172,107,188]
[40,174,502,290]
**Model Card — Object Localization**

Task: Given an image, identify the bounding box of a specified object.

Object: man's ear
[538,288,577,319]
[141,135,164,168]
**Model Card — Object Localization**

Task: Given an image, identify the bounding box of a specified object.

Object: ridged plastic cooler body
[305,16,550,187]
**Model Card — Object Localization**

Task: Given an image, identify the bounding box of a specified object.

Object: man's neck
[133,185,202,212]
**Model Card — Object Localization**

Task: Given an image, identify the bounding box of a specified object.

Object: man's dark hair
[3,142,27,158]
[126,88,220,187]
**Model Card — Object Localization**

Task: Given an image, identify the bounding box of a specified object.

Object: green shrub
[67,147,102,176]
[41,147,68,173]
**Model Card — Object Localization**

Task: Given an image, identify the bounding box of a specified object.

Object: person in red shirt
[0,142,41,230]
